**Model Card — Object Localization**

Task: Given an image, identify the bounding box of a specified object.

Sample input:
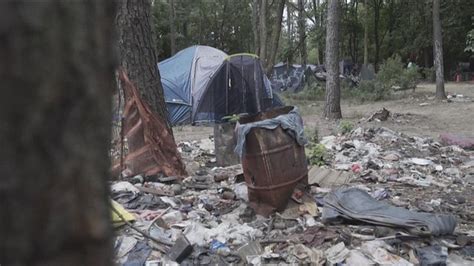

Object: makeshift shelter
[193,53,277,123]
[160,48,282,125]
[158,45,228,125]
[270,63,307,93]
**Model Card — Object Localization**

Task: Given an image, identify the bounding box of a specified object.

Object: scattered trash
[111,124,472,265]
[308,166,352,187]
[324,242,350,264]
[440,133,474,150]
[367,107,390,122]
[415,245,448,266]
[168,235,193,263]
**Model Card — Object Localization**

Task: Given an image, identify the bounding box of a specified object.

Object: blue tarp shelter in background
[159,47,284,125]
[158,45,227,125]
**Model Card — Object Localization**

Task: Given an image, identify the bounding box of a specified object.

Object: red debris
[111,69,187,178]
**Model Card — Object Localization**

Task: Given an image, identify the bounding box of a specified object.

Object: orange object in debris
[111,69,187,178]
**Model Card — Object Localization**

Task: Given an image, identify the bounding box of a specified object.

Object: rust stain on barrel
[240,106,308,214]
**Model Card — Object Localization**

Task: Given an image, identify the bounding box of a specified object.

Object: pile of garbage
[111,127,473,265]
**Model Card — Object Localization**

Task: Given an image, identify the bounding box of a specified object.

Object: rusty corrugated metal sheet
[111,69,187,177]
[240,107,308,215]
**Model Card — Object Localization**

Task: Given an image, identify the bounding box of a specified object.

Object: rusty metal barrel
[239,106,308,214]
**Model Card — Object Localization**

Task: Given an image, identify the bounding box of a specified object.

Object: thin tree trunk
[287,1,293,64]
[169,0,177,55]
[266,0,286,74]
[253,0,261,55]
[312,0,321,64]
[259,0,268,66]
[0,1,115,265]
[432,0,446,99]
[373,0,381,71]
[324,0,342,119]
[116,0,171,132]
[363,0,369,65]
[298,0,307,68]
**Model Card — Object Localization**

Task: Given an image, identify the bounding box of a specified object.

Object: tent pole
[241,56,245,113]
[254,58,261,113]
[225,60,229,116]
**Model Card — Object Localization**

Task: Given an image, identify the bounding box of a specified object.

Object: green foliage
[377,55,419,91]
[152,0,253,59]
[283,76,325,101]
[222,114,240,123]
[338,120,354,135]
[307,143,327,166]
[465,29,474,52]
[421,67,435,82]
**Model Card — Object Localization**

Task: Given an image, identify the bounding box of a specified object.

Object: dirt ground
[174,82,474,142]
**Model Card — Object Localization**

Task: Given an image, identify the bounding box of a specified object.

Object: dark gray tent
[194,53,281,124]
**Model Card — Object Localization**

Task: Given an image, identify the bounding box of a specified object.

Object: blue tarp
[158,47,196,125]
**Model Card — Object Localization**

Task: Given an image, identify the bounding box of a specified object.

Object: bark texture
[259,0,268,66]
[324,0,342,119]
[252,0,260,56]
[0,1,115,265]
[266,0,286,75]
[287,3,293,63]
[116,0,170,130]
[363,0,369,65]
[298,0,307,68]
[169,0,177,55]
[432,0,446,99]
[372,0,382,71]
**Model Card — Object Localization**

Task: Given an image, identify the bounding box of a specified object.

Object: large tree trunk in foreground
[432,0,446,99]
[324,0,342,119]
[0,1,115,265]
[116,0,171,132]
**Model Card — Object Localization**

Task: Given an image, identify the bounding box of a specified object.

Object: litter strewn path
[112,123,473,264]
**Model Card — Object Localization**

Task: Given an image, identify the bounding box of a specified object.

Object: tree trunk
[432,0,446,99]
[373,0,381,71]
[312,0,321,64]
[0,1,115,265]
[324,0,342,119]
[253,0,261,55]
[364,0,369,65]
[116,0,171,132]
[287,2,293,64]
[259,0,268,66]
[169,0,177,55]
[266,0,286,75]
[298,0,307,68]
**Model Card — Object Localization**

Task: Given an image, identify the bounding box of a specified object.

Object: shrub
[339,120,354,135]
[377,55,420,91]
[307,143,327,166]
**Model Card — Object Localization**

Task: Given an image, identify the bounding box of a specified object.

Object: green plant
[222,114,240,123]
[339,120,354,135]
[377,55,420,91]
[421,67,435,82]
[307,143,327,166]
